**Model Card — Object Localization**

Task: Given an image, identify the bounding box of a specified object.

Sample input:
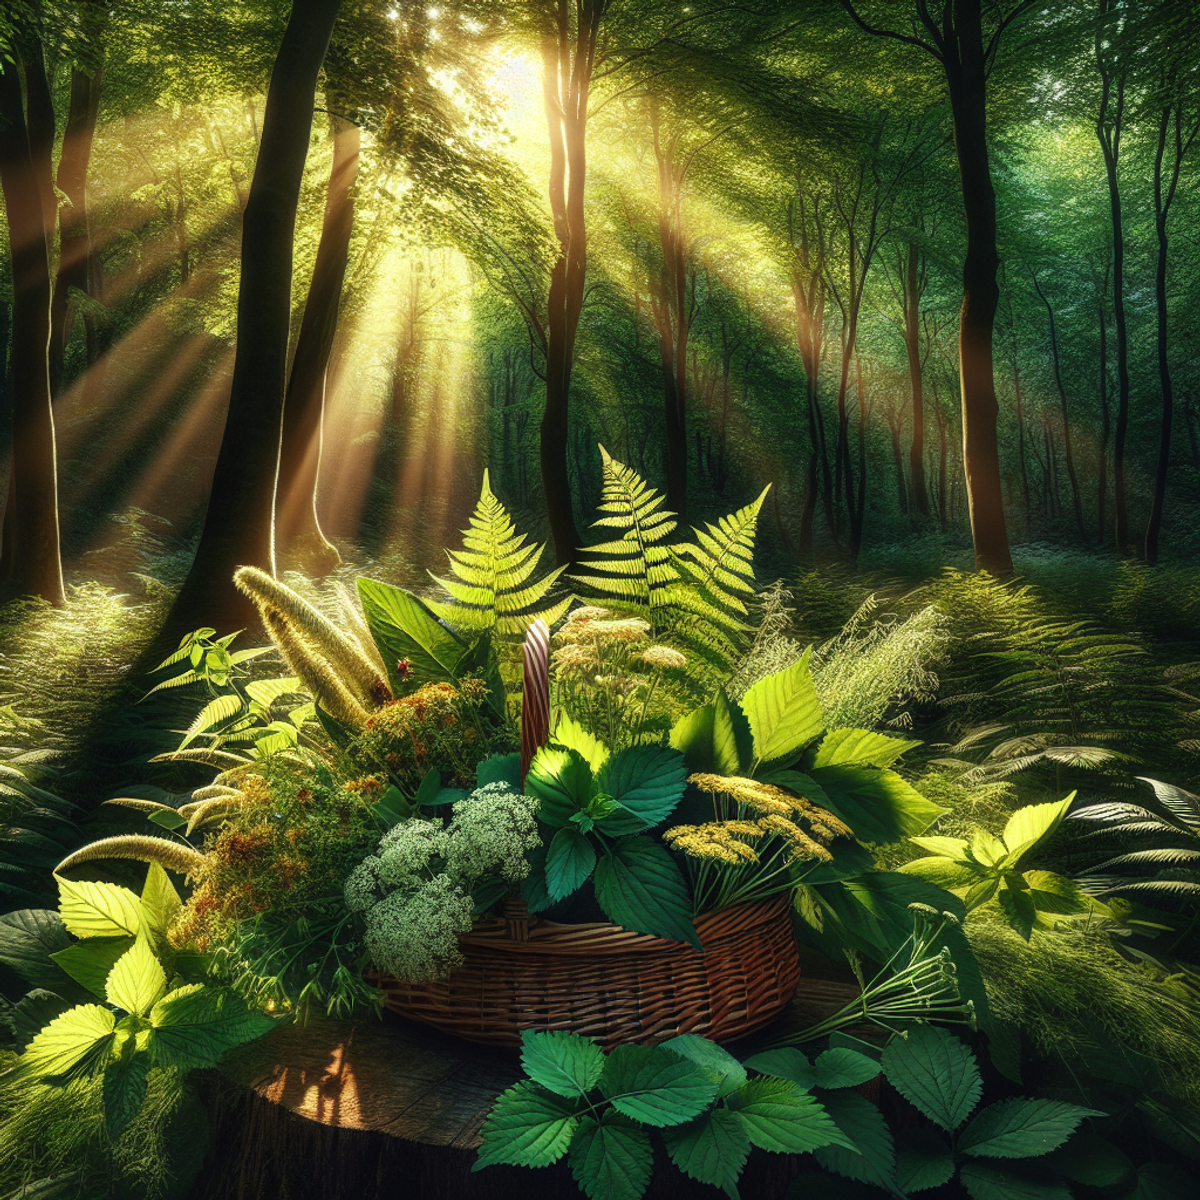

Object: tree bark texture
[165,0,342,637]
[903,240,928,517]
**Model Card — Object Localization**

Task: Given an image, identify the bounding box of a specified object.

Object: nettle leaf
[0,909,77,993]
[527,746,594,828]
[997,878,1039,940]
[734,1078,849,1154]
[713,688,753,775]
[52,936,135,1000]
[140,862,182,942]
[959,1161,1073,1200]
[908,836,971,861]
[148,984,276,1069]
[554,713,609,774]
[568,1113,654,1200]
[959,1098,1101,1160]
[1024,871,1089,919]
[895,1128,956,1194]
[807,764,945,844]
[56,876,143,939]
[813,1048,881,1090]
[600,1044,717,1127]
[740,651,824,767]
[812,729,921,769]
[105,935,168,1017]
[662,1108,749,1198]
[659,1034,746,1099]
[743,1048,816,1091]
[594,838,698,948]
[12,1003,116,1082]
[473,1080,579,1169]
[11,990,74,1053]
[881,1025,982,1132]
[545,827,597,901]
[103,1053,150,1139]
[900,857,982,890]
[1001,794,1076,862]
[812,1089,899,1194]
[596,745,687,835]
[520,1030,605,1100]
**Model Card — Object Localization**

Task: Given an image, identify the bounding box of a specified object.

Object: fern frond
[427,470,570,639]
[55,836,204,878]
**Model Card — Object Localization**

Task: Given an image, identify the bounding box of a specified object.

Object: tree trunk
[946,0,1012,577]
[903,241,928,517]
[1097,295,1110,546]
[277,113,360,575]
[0,52,65,606]
[163,0,342,638]
[934,380,948,533]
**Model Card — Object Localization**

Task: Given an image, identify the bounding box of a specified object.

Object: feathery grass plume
[234,567,392,711]
[179,794,244,834]
[55,835,204,878]
[428,470,572,638]
[728,580,804,699]
[150,747,251,771]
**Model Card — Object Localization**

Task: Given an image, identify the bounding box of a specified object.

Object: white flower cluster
[444,783,539,884]
[363,876,475,981]
[377,818,446,887]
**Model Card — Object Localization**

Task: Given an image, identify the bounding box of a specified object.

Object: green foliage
[427,470,572,639]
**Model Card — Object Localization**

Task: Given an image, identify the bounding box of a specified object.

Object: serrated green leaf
[807,764,944,844]
[813,729,921,769]
[743,1048,816,1090]
[659,1034,746,1098]
[899,856,983,889]
[670,703,716,773]
[813,1047,881,1090]
[554,713,609,774]
[51,936,135,1000]
[527,746,594,828]
[473,1080,579,1168]
[106,935,168,1016]
[520,1030,605,1100]
[595,745,687,835]
[0,909,77,993]
[10,1003,115,1082]
[997,878,1039,940]
[568,1113,654,1200]
[812,1089,900,1194]
[740,651,824,767]
[594,838,698,947]
[545,827,598,901]
[895,1128,956,1193]
[1001,795,1076,861]
[147,985,275,1069]
[908,836,972,860]
[11,990,74,1052]
[881,1025,981,1132]
[55,876,143,939]
[959,1161,1073,1200]
[959,1098,1101,1159]
[713,688,754,775]
[140,862,182,941]
[599,1044,717,1127]
[735,1077,849,1154]
[662,1108,749,1198]
[103,1053,150,1139]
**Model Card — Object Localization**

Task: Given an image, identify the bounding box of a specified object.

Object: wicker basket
[375,893,801,1050]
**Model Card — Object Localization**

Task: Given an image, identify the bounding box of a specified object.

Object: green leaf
[56,876,143,939]
[520,845,553,914]
[1024,871,1089,919]
[600,1044,717,1127]
[105,935,168,1016]
[812,729,921,769]
[527,747,594,828]
[881,1024,982,1132]
[908,836,971,860]
[1001,795,1076,862]
[670,703,716,773]
[740,651,824,767]
[807,764,945,844]
[734,1077,849,1154]
[596,745,688,835]
[895,1128,955,1193]
[743,1048,815,1090]
[812,1089,900,1194]
[477,753,523,790]
[103,1053,150,1139]
[996,878,1038,940]
[0,909,77,993]
[473,1080,579,1169]
[372,785,412,828]
[545,827,598,901]
[959,1098,1102,1159]
[900,856,982,889]
[813,1047,881,1090]
[959,1161,1073,1200]
[140,862,181,941]
[519,1030,605,1099]
[51,936,135,1000]
[148,809,187,832]
[147,984,276,1069]
[713,688,754,775]
[593,838,698,948]
[659,1034,746,1099]
[415,769,443,808]
[11,1003,115,1082]
[662,1108,749,1198]
[357,577,466,690]
[11,990,74,1053]
[568,1113,654,1200]
[554,713,610,774]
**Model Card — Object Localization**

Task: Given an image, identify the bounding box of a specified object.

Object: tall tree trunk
[49,66,103,398]
[1096,273,1110,545]
[946,0,1012,576]
[903,241,928,516]
[0,51,65,606]
[934,380,948,533]
[164,0,342,637]
[276,113,359,574]
[1032,275,1086,541]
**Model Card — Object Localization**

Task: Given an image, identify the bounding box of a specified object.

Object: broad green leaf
[895,1128,955,1193]
[964,877,1001,910]
[713,688,754,774]
[103,1054,150,1139]
[473,1080,579,1169]
[520,1030,605,1099]
[148,809,187,832]
[740,651,824,767]
[51,936,135,1000]
[812,1089,900,1195]
[415,769,443,808]
[106,935,168,1016]
[148,984,276,1069]
[996,878,1039,940]
[594,838,698,948]
[357,577,466,689]
[670,703,716,773]
[600,1044,717,1127]
[596,745,688,835]
[140,862,181,940]
[662,1108,749,1198]
[245,676,301,707]
[959,1097,1101,1159]
[881,1024,981,1132]
[12,1003,115,1081]
[813,1047,881,1090]
[1001,795,1076,862]
[56,876,143,939]
[554,713,610,774]
[908,836,971,861]
[899,856,982,889]
[11,990,74,1052]
[743,1048,815,1091]
[659,1034,746,1099]
[526,746,594,828]
[545,827,598,901]
[1025,871,1089,918]
[0,909,77,993]
[959,1161,1073,1200]
[568,1114,653,1200]
[969,830,1008,867]
[735,1077,850,1154]
[813,729,921,769]
[477,753,522,790]
[808,764,945,844]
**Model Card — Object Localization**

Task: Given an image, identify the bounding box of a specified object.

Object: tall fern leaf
[428,470,572,639]
[572,446,679,612]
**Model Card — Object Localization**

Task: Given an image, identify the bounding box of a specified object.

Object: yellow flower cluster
[664,822,762,865]
[639,645,687,670]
